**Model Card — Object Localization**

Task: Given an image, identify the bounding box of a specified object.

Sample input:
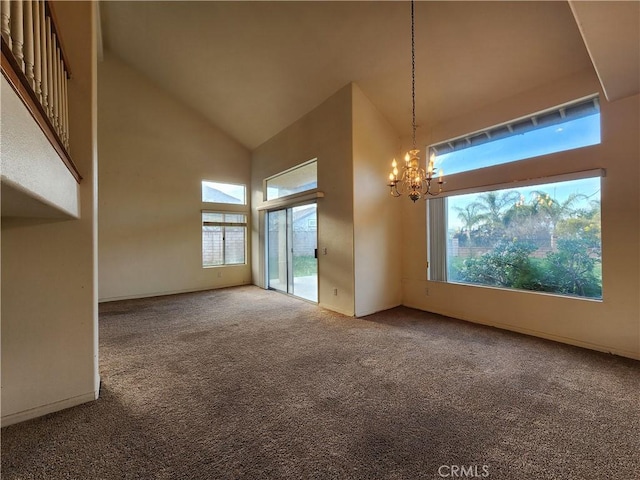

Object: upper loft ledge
[1,0,81,183]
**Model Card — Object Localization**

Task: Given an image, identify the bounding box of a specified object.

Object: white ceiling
[99,1,627,151]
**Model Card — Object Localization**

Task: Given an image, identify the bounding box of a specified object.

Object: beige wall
[352,85,402,316]
[1,77,79,218]
[251,85,355,316]
[402,69,640,359]
[98,54,251,301]
[1,1,98,426]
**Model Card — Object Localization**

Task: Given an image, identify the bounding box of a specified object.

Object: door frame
[265,200,318,302]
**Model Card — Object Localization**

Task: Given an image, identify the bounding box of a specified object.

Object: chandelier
[387,0,443,202]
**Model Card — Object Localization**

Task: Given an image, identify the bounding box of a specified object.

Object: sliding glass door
[267,204,317,302]
[291,204,317,302]
[267,209,289,293]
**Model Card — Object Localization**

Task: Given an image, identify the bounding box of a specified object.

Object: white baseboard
[98,282,251,303]
[1,390,99,428]
[403,301,640,361]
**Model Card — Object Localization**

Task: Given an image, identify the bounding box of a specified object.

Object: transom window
[265,160,317,201]
[202,181,246,205]
[430,96,600,176]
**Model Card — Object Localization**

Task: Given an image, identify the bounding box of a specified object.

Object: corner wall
[402,70,640,359]
[97,54,251,301]
[1,1,99,426]
[251,85,355,316]
[352,85,402,316]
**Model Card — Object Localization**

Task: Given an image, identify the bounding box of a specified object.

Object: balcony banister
[0,0,79,182]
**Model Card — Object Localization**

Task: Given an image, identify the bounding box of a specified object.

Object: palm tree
[454,203,484,246]
[531,191,585,250]
[473,191,521,238]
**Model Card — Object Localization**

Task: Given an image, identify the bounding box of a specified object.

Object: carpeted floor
[2,286,639,479]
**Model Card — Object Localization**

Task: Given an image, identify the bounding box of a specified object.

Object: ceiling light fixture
[387,0,443,202]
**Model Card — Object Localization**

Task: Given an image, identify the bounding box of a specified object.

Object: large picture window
[434,176,602,299]
[427,96,603,300]
[202,212,247,267]
[429,177,602,299]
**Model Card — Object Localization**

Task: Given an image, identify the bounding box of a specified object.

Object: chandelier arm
[423,178,443,197]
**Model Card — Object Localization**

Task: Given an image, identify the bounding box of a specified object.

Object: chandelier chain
[386,0,444,201]
[411,0,416,150]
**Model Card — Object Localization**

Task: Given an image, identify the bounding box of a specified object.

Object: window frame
[201,180,247,205]
[264,159,318,202]
[426,96,605,301]
[428,171,604,300]
[201,211,248,267]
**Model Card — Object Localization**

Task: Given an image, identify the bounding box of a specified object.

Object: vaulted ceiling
[99,1,638,150]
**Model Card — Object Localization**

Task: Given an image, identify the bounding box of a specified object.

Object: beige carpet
[2,286,639,479]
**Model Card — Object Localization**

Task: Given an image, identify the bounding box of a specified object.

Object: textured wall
[1,77,79,218]
[1,0,99,426]
[98,54,251,301]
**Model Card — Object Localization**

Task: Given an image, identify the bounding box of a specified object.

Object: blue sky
[435,114,600,176]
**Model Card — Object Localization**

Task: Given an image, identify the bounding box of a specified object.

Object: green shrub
[454,240,544,290]
[542,239,602,298]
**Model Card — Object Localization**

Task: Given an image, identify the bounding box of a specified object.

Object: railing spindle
[57,51,63,139]
[32,0,41,100]
[39,0,48,112]
[51,32,58,130]
[63,73,69,147]
[10,0,24,71]
[45,16,53,117]
[23,0,34,87]
[1,0,11,49]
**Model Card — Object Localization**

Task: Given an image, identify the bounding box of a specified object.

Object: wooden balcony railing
[1,0,80,182]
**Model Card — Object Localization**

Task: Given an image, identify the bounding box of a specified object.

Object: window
[428,97,603,300]
[430,96,600,176]
[202,212,247,266]
[202,181,246,205]
[266,160,317,201]
[434,176,602,299]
